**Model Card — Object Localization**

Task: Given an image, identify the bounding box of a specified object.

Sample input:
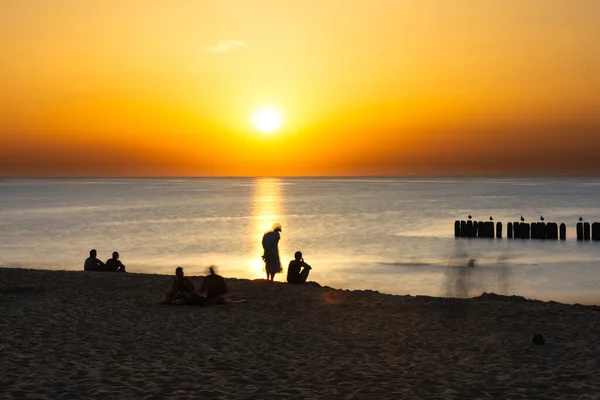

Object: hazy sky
[1,1,599,176]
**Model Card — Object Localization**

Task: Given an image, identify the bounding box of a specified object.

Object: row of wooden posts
[454,220,600,241]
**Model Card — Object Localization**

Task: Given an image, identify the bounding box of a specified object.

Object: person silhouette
[287,251,312,284]
[105,251,126,272]
[262,223,282,281]
[165,267,196,303]
[84,249,104,271]
[199,266,229,304]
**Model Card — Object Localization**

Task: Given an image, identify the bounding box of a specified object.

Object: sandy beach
[1,268,600,399]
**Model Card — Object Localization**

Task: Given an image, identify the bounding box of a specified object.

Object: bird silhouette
[520,216,525,222]
[489,216,493,221]
[579,217,583,222]
[468,215,472,220]
[540,215,544,221]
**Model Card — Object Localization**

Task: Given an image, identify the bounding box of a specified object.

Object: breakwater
[454,218,600,241]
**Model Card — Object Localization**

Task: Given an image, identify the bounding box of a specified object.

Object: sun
[251,107,284,133]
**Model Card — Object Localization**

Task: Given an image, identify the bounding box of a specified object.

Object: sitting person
[104,251,126,272]
[287,251,312,284]
[165,267,196,303]
[199,266,229,305]
[84,249,105,271]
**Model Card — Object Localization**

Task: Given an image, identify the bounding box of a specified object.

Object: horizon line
[2,173,600,180]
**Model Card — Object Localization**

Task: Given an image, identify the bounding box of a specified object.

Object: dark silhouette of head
[273,223,282,232]
[294,251,302,260]
[112,251,119,260]
[176,267,184,279]
[90,249,97,258]
[208,266,216,275]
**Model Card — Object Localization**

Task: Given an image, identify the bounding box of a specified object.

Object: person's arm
[188,279,196,293]
[302,260,312,269]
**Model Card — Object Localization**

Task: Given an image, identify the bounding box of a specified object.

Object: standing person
[84,249,104,271]
[105,251,126,272]
[262,223,282,281]
[287,251,312,284]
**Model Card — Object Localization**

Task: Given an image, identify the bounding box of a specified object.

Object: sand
[1,268,600,399]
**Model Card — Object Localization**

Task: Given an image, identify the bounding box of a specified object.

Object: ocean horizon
[2,176,600,305]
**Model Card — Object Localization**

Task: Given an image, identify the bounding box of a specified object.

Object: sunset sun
[251,108,284,133]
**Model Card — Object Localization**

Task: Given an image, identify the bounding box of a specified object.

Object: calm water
[1,177,600,304]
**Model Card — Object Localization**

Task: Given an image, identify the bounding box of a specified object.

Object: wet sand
[1,267,599,399]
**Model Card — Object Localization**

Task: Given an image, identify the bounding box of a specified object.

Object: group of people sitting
[84,249,126,272]
[165,266,229,306]
[162,251,312,307]
[82,223,314,307]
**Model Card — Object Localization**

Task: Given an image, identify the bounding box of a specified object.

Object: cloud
[204,40,246,54]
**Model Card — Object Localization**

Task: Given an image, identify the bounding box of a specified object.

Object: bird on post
[579,217,583,222]
[540,215,544,221]
[520,216,525,222]
[489,216,493,221]
[468,215,472,220]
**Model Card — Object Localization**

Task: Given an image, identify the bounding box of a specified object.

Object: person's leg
[185,292,205,306]
[299,268,310,283]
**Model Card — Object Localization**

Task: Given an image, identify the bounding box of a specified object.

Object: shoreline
[2,267,600,398]
[1,265,599,308]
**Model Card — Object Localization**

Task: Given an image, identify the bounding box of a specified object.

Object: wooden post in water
[473,221,479,238]
[592,222,600,241]
[460,220,466,238]
[584,222,591,241]
[465,220,473,238]
[513,222,521,239]
[487,222,495,238]
[559,223,566,240]
[454,220,461,238]
[531,222,538,239]
[507,222,513,239]
[577,222,583,240]
[538,222,547,240]
[496,222,502,239]
[546,223,558,240]
[520,223,530,239]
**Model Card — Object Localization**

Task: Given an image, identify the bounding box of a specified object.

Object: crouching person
[287,251,312,284]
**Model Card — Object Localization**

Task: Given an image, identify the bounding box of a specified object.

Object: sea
[1,177,600,305]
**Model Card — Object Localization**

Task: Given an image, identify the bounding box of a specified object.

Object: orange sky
[1,1,599,176]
